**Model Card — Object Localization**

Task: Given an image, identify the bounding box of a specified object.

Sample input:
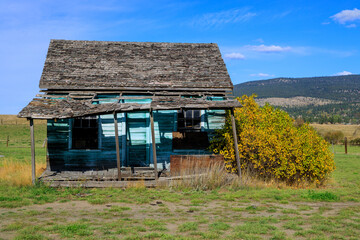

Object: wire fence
[0,137,47,148]
[0,116,47,125]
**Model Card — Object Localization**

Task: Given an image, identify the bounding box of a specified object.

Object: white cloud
[191,8,256,28]
[223,52,245,59]
[221,44,354,61]
[254,38,264,43]
[346,23,357,28]
[331,8,360,24]
[246,44,292,53]
[250,73,274,77]
[334,71,353,76]
[272,10,292,20]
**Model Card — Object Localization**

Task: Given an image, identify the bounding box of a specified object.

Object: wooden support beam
[230,109,241,179]
[114,113,122,180]
[29,118,36,185]
[150,110,158,180]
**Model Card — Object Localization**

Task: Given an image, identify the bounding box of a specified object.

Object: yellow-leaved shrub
[210,95,335,185]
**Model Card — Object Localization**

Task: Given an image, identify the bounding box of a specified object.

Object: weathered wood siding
[47,119,70,171]
[203,97,226,139]
[152,110,177,168]
[47,95,226,171]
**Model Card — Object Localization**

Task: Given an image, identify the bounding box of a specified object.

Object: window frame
[69,115,101,150]
[177,109,202,132]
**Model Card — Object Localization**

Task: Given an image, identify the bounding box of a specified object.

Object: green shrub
[349,138,360,146]
[210,95,335,185]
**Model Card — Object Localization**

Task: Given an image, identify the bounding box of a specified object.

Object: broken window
[173,110,209,149]
[72,116,99,149]
[177,110,201,132]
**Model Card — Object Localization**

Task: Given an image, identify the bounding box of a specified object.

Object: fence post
[6,136,9,147]
[345,137,348,154]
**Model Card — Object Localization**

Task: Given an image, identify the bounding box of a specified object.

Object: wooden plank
[150,110,158,180]
[231,108,241,179]
[41,86,233,92]
[114,113,122,180]
[30,118,36,185]
[42,90,232,98]
[46,180,159,188]
[19,93,241,120]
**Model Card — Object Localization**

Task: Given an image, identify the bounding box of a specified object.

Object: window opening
[173,110,208,149]
[72,116,99,149]
[177,110,201,132]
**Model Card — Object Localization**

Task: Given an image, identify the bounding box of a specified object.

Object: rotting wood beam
[150,109,158,180]
[29,118,36,185]
[113,112,122,181]
[43,86,234,92]
[43,89,229,96]
[230,108,241,180]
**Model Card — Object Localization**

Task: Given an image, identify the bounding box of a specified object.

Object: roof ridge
[50,39,217,46]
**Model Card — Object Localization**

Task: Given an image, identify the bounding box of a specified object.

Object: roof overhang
[18,95,241,119]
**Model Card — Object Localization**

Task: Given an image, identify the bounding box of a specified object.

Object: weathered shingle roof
[39,40,233,91]
[18,96,242,119]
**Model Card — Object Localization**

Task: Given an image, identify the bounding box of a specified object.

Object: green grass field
[0,122,360,239]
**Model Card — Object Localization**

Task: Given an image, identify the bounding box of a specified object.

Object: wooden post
[150,110,158,180]
[114,112,122,180]
[6,135,9,147]
[345,137,348,154]
[230,108,241,178]
[29,119,36,185]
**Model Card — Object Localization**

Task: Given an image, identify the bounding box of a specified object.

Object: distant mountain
[233,75,360,124]
[233,75,360,102]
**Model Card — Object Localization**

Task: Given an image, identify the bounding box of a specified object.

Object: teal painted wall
[47,95,225,171]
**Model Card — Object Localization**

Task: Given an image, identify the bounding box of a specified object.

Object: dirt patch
[0,200,359,240]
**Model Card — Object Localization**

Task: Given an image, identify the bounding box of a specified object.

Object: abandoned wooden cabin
[18,39,242,186]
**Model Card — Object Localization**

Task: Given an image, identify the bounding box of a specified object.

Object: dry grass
[256,97,339,107]
[169,163,238,190]
[0,115,46,125]
[127,180,146,189]
[0,159,46,186]
[310,123,360,140]
[169,163,325,191]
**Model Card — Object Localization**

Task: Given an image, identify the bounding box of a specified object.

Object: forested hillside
[233,75,360,124]
[234,75,360,102]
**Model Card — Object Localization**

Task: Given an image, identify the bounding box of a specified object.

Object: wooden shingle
[39,40,233,91]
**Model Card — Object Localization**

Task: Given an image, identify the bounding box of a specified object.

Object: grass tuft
[303,190,340,201]
[178,222,198,232]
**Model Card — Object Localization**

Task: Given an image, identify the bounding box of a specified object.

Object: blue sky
[1,0,359,114]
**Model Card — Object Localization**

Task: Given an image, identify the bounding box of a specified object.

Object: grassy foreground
[0,124,360,239]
